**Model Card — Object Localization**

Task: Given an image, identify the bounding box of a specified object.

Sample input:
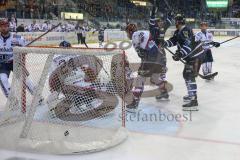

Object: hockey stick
[209,35,240,49]
[164,47,187,64]
[164,47,206,78]
[20,23,62,113]
[20,23,62,76]
[177,35,239,60]
[220,35,239,45]
[163,0,172,12]
[26,23,61,46]
[182,42,205,59]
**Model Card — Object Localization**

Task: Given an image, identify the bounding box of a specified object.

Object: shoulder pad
[196,32,202,35]
[182,26,191,32]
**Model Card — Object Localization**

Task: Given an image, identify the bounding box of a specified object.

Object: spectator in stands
[16,24,25,32]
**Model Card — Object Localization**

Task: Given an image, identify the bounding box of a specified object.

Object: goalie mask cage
[0,46,127,154]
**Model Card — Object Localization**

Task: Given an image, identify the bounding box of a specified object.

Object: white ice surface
[0,37,240,160]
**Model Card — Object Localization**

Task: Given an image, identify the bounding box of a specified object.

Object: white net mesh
[0,46,127,154]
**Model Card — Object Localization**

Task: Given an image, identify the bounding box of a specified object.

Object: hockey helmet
[126,23,137,32]
[200,21,208,27]
[125,23,137,39]
[59,41,72,48]
[0,18,9,26]
[175,14,185,25]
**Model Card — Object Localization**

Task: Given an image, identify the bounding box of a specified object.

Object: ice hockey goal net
[0,46,127,154]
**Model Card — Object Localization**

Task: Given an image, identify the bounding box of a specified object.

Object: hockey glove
[211,41,220,48]
[167,11,175,19]
[136,47,146,58]
[172,50,183,61]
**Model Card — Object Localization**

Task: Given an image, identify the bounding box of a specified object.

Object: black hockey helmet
[59,41,72,48]
[175,14,185,25]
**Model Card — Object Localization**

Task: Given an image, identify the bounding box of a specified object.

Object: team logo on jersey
[183,31,189,38]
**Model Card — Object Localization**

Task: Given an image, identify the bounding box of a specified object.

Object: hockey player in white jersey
[125,23,169,112]
[26,20,40,32]
[0,18,37,99]
[195,22,220,80]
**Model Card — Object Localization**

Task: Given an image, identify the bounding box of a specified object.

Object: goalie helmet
[0,18,9,26]
[59,41,72,48]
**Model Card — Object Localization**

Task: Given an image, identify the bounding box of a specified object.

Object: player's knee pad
[0,73,10,97]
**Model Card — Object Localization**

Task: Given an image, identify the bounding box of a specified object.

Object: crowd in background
[232,0,240,18]
[2,0,240,31]
[6,14,92,33]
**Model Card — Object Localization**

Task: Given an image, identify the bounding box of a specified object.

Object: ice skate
[156,91,169,101]
[183,95,192,102]
[126,98,140,113]
[182,96,199,111]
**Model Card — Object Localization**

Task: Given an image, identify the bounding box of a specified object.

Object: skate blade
[183,99,191,102]
[182,106,199,111]
[156,97,170,101]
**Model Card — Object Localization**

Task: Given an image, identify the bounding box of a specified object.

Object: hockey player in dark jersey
[149,6,174,100]
[92,26,105,48]
[164,14,204,111]
[98,27,105,48]
[149,8,173,47]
